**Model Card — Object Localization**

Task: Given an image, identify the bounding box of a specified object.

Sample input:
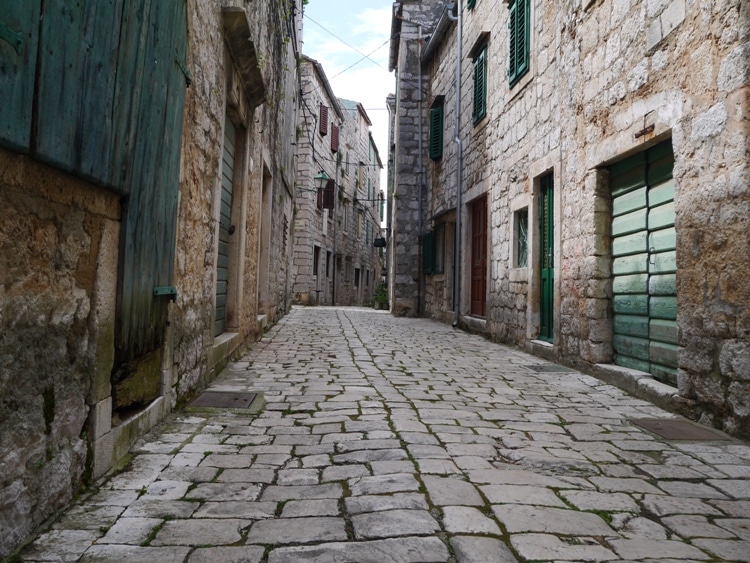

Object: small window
[326,251,331,277]
[472,45,487,124]
[422,225,445,275]
[313,245,321,276]
[514,208,528,267]
[322,179,335,210]
[508,0,530,86]
[429,105,444,160]
[467,0,477,9]
[355,268,360,288]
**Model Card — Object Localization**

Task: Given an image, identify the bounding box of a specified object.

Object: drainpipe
[448,1,462,328]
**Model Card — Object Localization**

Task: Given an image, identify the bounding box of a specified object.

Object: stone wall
[0,1,301,556]
[0,150,120,556]
[392,0,749,437]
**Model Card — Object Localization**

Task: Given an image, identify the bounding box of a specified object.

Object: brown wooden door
[471,196,487,317]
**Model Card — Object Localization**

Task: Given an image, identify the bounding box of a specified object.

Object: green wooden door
[215,117,236,336]
[539,174,554,341]
[611,141,677,384]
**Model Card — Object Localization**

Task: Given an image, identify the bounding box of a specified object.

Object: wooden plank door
[471,196,487,317]
[215,116,236,336]
[539,174,554,341]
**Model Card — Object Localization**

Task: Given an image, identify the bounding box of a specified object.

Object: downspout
[417,23,423,317]
[448,1,462,328]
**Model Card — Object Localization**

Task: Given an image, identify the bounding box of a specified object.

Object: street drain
[631,418,730,441]
[190,392,257,409]
[525,364,577,373]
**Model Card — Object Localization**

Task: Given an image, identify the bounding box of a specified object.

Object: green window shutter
[509,0,530,86]
[467,0,477,10]
[422,230,435,275]
[472,46,487,124]
[429,105,444,160]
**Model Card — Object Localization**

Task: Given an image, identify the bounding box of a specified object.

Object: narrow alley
[20,307,750,562]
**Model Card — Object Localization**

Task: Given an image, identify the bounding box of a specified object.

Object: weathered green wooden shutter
[0,1,41,152]
[508,0,529,86]
[429,105,443,160]
[215,117,236,336]
[115,0,189,369]
[611,141,677,384]
[422,230,435,275]
[473,46,487,123]
[539,174,554,341]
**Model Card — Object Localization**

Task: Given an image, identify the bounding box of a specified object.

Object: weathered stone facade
[293,58,384,307]
[388,0,749,437]
[0,1,300,556]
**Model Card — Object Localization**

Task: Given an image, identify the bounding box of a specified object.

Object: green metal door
[539,174,554,341]
[611,141,677,384]
[215,117,236,336]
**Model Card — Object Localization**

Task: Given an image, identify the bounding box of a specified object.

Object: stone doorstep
[593,363,679,412]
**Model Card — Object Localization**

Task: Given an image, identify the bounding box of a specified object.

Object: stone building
[0,0,301,556]
[293,57,384,307]
[388,0,749,437]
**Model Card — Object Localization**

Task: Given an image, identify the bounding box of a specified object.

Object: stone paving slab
[17,307,750,562]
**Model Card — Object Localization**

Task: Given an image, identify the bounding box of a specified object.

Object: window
[313,245,320,276]
[514,208,528,267]
[508,0,530,86]
[326,251,331,277]
[467,0,477,9]
[429,105,444,160]
[355,268,360,288]
[422,225,445,275]
[472,45,487,124]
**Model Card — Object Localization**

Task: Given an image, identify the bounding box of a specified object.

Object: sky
[300,0,394,193]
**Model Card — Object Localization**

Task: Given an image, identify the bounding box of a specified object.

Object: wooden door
[471,196,487,317]
[539,174,554,341]
[215,117,235,336]
[611,141,677,384]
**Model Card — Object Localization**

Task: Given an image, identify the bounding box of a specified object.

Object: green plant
[372,283,388,310]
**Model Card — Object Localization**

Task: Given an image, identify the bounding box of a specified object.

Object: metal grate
[525,364,576,373]
[190,392,257,409]
[631,418,729,441]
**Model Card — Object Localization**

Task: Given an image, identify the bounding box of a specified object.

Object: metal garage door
[610,141,677,384]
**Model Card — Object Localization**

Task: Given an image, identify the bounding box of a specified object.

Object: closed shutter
[422,230,435,275]
[319,103,328,136]
[331,123,339,153]
[467,0,477,9]
[508,0,529,85]
[611,141,677,384]
[322,178,335,209]
[429,105,443,160]
[215,117,236,336]
[472,46,487,123]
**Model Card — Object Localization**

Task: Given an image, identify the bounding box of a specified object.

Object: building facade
[0,0,301,556]
[388,0,749,437]
[293,57,384,307]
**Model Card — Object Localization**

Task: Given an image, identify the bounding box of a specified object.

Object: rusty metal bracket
[153,286,178,301]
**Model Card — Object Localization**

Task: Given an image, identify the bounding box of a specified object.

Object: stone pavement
[20,307,750,562]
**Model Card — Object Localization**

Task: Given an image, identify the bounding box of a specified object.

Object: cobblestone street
[21,307,750,562]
